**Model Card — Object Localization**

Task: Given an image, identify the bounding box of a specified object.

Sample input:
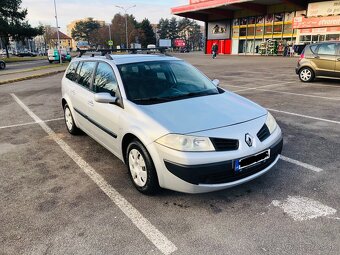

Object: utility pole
[115,5,136,50]
[53,0,62,64]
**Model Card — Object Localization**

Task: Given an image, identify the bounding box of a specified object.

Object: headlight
[266,112,278,134]
[156,134,215,152]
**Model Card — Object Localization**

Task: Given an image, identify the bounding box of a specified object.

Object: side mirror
[212,79,220,87]
[94,93,117,104]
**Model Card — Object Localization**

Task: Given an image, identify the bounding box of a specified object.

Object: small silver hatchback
[62,54,283,194]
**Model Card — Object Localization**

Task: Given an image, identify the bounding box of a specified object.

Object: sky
[21,0,188,33]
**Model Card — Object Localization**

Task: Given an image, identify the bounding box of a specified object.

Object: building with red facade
[171,0,340,55]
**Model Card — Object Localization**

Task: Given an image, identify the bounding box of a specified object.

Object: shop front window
[247,27,255,36]
[256,16,265,24]
[248,17,255,24]
[283,24,292,34]
[265,26,273,35]
[273,25,282,34]
[240,28,247,36]
[274,13,284,22]
[256,26,264,36]
[300,35,311,42]
[312,35,319,43]
[326,34,340,41]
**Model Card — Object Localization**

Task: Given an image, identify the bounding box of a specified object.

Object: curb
[0,69,66,85]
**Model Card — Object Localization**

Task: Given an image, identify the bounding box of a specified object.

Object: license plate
[235,149,270,172]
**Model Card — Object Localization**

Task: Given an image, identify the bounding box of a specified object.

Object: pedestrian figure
[289,45,294,57]
[212,43,218,59]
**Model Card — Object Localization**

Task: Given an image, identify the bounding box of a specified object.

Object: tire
[63,104,81,135]
[48,60,53,64]
[299,67,315,82]
[0,61,5,70]
[126,139,160,195]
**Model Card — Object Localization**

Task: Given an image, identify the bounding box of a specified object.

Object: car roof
[74,54,181,65]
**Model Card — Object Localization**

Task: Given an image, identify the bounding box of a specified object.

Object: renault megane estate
[62,54,283,194]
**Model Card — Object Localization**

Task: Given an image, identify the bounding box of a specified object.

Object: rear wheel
[64,104,80,135]
[127,140,160,195]
[299,67,315,82]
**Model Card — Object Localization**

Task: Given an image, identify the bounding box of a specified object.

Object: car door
[86,61,124,156]
[71,61,97,133]
[335,43,340,78]
[313,43,336,76]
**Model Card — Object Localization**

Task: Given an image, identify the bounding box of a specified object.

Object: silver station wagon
[61,54,283,194]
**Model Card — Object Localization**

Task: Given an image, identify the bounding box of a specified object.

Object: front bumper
[164,138,282,186]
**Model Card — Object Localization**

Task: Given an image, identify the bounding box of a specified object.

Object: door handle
[88,100,94,107]
[337,58,340,61]
[314,56,320,59]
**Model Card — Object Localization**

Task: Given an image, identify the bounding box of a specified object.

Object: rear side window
[317,43,336,55]
[65,62,78,81]
[93,62,119,96]
[77,61,96,89]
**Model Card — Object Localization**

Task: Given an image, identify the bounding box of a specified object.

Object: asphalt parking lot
[0,53,339,255]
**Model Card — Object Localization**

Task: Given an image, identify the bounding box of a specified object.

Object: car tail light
[298,53,304,62]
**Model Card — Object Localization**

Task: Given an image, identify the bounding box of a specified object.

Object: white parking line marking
[235,87,340,101]
[267,108,340,125]
[232,82,296,92]
[11,94,177,255]
[271,196,338,221]
[0,117,63,130]
[280,156,323,172]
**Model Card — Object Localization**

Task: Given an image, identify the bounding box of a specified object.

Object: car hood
[138,92,267,134]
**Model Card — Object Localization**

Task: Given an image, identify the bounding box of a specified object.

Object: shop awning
[171,0,310,22]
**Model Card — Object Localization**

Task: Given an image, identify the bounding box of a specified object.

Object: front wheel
[299,67,315,82]
[64,104,80,135]
[127,140,160,195]
[0,61,5,70]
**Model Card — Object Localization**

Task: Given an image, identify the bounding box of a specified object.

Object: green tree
[168,17,178,40]
[111,13,139,48]
[139,18,155,47]
[71,18,101,45]
[0,0,43,57]
[157,18,170,39]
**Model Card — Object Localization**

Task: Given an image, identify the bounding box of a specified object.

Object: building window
[256,26,263,36]
[283,24,293,34]
[240,28,247,36]
[247,27,255,36]
[326,34,340,41]
[273,25,282,34]
[300,35,311,42]
[265,26,273,35]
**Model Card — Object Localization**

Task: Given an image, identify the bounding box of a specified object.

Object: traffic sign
[108,40,113,46]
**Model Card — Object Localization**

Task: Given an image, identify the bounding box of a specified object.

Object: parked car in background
[0,60,6,70]
[48,49,71,63]
[16,51,37,57]
[296,42,340,82]
[61,54,283,195]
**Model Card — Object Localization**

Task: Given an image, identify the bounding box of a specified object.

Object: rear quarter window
[65,62,78,81]
[309,45,318,54]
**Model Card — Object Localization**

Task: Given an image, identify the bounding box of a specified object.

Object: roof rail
[76,47,170,58]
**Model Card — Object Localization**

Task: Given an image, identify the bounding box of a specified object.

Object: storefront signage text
[293,16,340,29]
[307,0,340,17]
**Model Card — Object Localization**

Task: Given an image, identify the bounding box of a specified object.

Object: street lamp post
[115,5,136,50]
[107,23,112,49]
[53,0,62,64]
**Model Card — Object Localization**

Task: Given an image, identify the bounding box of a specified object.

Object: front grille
[257,124,270,142]
[210,138,239,151]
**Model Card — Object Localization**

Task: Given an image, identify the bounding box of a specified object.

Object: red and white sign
[293,16,340,29]
[300,27,340,34]
[173,39,186,47]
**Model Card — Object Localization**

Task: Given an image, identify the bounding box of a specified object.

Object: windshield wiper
[164,91,218,100]
[133,97,171,104]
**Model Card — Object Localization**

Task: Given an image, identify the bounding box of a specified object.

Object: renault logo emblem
[245,133,253,147]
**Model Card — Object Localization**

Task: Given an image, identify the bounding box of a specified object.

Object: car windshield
[117,60,221,104]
